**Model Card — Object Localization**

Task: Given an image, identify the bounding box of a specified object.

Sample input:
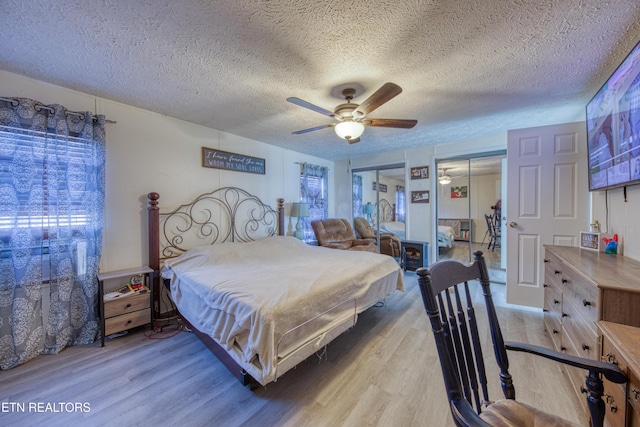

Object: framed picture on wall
[411,190,429,203]
[372,182,387,192]
[451,186,468,198]
[410,166,429,180]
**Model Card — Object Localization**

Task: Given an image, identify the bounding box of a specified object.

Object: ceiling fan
[286,82,417,144]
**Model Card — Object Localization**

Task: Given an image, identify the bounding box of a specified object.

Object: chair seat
[479,400,580,427]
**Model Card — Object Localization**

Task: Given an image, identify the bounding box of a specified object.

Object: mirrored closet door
[352,164,405,252]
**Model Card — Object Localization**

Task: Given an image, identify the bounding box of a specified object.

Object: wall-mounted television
[587,39,640,191]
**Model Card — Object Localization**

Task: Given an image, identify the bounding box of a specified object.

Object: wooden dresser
[543,245,640,419]
[596,321,640,427]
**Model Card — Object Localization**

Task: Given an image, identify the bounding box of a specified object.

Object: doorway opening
[435,151,506,284]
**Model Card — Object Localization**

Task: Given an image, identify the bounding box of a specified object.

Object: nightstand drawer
[104,292,150,318]
[105,308,151,335]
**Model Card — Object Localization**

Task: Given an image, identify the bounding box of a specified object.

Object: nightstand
[98,266,153,346]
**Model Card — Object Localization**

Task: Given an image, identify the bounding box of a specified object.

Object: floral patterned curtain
[0,97,106,370]
[352,174,363,219]
[300,163,328,241]
[396,185,405,222]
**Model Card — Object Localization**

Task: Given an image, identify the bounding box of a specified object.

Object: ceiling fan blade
[347,137,360,144]
[364,118,417,128]
[287,97,335,117]
[292,124,334,135]
[353,82,402,118]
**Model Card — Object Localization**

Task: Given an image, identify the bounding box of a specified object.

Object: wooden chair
[416,251,626,427]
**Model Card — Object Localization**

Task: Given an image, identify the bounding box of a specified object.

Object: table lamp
[364,203,376,225]
[291,202,309,240]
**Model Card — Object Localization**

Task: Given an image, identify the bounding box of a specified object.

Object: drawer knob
[125,303,132,309]
[554,270,560,275]
[561,278,568,284]
[580,386,587,394]
[605,353,618,365]
[553,299,559,305]
[561,346,566,352]
[609,404,617,413]
[562,312,568,318]
[583,299,591,307]
[544,259,549,263]
[632,389,639,400]
[552,329,559,335]
[581,343,590,351]
[126,320,132,325]
[543,284,548,288]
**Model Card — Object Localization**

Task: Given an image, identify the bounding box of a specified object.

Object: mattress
[161,236,403,385]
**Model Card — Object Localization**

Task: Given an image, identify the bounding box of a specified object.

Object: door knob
[509,222,518,228]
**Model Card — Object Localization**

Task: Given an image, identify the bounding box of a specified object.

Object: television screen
[587,39,640,191]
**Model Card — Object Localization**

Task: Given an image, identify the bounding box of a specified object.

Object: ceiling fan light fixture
[334,120,365,141]
[438,174,451,185]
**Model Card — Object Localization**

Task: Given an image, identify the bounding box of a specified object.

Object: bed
[148,187,403,387]
[376,199,406,239]
[437,225,456,248]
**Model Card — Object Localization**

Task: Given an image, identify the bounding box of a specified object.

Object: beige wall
[0,70,334,272]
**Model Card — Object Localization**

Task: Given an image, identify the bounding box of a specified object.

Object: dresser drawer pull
[562,312,568,318]
[125,303,132,309]
[581,343,590,351]
[561,278,568,284]
[604,353,618,365]
[632,389,639,400]
[552,329,559,335]
[609,404,617,413]
[543,284,548,288]
[580,386,587,394]
[126,320,132,325]
[553,299,559,305]
[544,259,549,263]
[604,393,612,403]
[582,299,591,307]
[554,270,561,275]
[561,346,566,352]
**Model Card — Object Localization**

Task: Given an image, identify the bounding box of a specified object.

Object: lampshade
[297,202,309,218]
[290,202,300,217]
[290,202,309,218]
[363,203,376,214]
[334,121,365,140]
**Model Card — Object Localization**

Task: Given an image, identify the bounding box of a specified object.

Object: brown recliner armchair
[353,217,401,258]
[311,218,379,253]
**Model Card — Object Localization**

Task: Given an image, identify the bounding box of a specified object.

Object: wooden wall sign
[202,147,265,175]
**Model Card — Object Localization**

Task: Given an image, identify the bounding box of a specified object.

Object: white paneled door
[506,122,588,307]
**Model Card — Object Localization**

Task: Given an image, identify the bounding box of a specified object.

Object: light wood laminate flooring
[0,273,584,427]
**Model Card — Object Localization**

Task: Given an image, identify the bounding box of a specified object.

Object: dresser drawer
[560,270,599,324]
[543,283,563,350]
[562,298,598,359]
[104,292,150,318]
[105,308,151,335]
[629,369,640,417]
[601,334,629,427]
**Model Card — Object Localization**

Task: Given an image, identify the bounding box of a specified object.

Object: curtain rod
[0,97,116,123]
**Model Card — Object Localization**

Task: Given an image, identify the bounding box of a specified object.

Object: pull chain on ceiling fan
[286,82,417,144]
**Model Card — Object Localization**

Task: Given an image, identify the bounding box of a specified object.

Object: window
[0,97,106,370]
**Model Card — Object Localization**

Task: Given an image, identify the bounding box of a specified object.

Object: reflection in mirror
[352,167,406,245]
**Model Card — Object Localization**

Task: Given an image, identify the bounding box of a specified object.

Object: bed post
[148,192,160,322]
[277,198,285,236]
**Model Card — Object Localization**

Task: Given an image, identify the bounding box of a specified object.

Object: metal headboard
[377,199,394,223]
[148,186,284,265]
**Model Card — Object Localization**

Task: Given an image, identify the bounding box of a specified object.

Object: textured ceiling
[1,1,640,161]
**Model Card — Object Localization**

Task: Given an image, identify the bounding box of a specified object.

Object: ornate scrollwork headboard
[377,199,395,223]
[148,187,284,268]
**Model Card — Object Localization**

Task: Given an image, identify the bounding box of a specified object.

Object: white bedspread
[379,221,405,239]
[438,225,456,248]
[161,236,403,385]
